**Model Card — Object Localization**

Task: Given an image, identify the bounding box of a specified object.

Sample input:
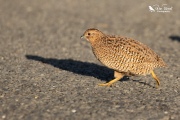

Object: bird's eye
[88,33,91,35]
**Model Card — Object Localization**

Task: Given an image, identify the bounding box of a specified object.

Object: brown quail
[81,28,166,87]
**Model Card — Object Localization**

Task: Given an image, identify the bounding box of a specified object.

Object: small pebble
[164,111,168,114]
[71,109,76,113]
[2,115,6,119]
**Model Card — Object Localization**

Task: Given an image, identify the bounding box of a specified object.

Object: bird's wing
[99,36,165,71]
[109,36,161,64]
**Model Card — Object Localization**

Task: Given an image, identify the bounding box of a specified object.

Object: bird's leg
[98,71,124,87]
[151,70,160,88]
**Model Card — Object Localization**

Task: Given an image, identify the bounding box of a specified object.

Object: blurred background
[0,0,179,119]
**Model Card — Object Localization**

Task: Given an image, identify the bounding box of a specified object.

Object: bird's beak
[80,35,84,39]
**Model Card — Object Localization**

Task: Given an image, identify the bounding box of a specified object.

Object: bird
[81,28,166,87]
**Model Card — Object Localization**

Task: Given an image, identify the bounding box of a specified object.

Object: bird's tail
[157,57,167,67]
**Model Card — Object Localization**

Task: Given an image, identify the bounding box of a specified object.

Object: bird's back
[91,35,166,75]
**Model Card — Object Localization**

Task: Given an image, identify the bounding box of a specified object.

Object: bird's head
[81,28,104,43]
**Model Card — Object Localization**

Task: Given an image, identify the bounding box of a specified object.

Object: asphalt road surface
[0,0,180,120]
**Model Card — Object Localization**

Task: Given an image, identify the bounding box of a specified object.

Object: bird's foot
[98,74,123,87]
[98,82,114,87]
[151,70,160,88]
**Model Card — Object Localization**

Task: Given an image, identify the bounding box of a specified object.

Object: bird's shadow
[132,79,155,88]
[25,55,153,87]
[25,55,115,82]
[169,35,180,42]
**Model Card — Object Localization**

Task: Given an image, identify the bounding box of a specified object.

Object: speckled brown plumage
[81,28,166,87]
